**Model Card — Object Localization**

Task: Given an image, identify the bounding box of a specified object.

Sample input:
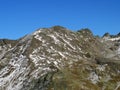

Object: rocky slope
[0,26,120,90]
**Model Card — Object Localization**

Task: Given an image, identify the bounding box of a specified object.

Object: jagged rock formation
[0,26,120,90]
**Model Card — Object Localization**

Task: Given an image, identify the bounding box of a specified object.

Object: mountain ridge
[0,26,120,90]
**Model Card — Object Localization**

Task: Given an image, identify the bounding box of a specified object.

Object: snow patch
[48,34,59,44]
[33,29,42,35]
[58,52,65,58]
[88,72,99,84]
[63,38,75,50]
[29,54,41,66]
[117,47,120,54]
[104,36,120,41]
[96,64,107,71]
[108,37,120,41]
[34,35,42,41]
[0,55,30,90]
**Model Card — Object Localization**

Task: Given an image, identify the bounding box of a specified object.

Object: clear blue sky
[0,0,120,39]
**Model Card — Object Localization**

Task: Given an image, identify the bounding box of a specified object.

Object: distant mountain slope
[0,26,120,90]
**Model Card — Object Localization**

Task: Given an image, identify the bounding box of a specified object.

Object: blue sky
[0,0,120,39]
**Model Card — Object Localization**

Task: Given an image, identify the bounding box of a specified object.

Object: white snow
[96,64,107,71]
[29,54,40,66]
[88,72,99,84]
[65,34,73,40]
[53,61,60,69]
[58,52,65,58]
[48,34,60,44]
[33,29,42,35]
[108,37,120,41]
[117,47,120,54]
[34,35,42,41]
[33,29,47,43]
[104,36,120,41]
[62,38,75,50]
[54,32,76,50]
[0,54,30,90]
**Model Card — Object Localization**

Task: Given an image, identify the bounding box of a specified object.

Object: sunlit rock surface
[0,26,120,90]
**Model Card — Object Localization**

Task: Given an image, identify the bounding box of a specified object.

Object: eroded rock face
[0,26,120,90]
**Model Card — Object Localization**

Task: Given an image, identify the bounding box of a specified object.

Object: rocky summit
[0,26,120,90]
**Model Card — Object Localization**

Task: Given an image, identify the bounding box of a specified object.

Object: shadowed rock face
[0,26,120,90]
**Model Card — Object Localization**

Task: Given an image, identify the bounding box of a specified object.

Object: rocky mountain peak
[103,32,110,37]
[117,32,120,36]
[0,26,120,90]
[51,25,67,30]
[103,32,120,42]
[77,28,93,35]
